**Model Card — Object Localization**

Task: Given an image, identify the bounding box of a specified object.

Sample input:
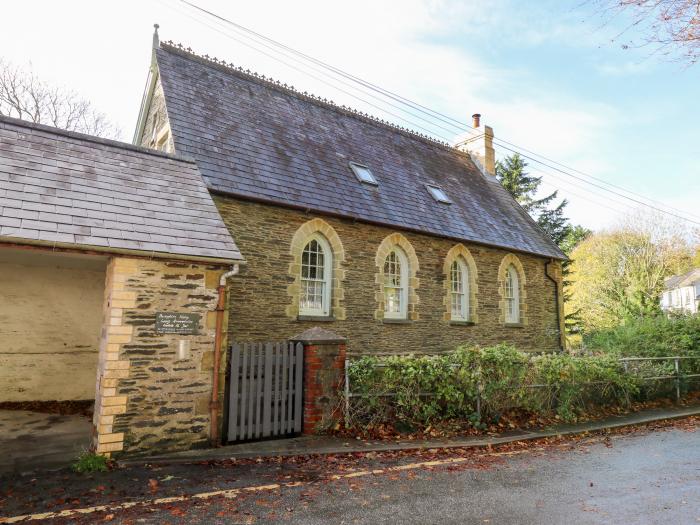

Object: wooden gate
[226,342,303,442]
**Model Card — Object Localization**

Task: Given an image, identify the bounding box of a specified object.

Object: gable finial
[153,23,160,50]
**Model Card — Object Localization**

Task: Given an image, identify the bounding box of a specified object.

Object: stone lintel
[291,326,346,345]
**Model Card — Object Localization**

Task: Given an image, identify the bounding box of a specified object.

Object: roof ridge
[0,114,197,165]
[159,41,465,154]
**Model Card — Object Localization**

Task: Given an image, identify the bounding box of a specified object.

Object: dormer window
[349,162,378,185]
[426,184,451,204]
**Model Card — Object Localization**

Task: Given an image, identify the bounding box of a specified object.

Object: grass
[71,450,109,473]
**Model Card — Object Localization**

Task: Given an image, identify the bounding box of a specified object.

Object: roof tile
[0,115,242,261]
[156,44,563,259]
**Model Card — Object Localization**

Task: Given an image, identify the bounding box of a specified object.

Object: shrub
[584,314,700,360]
[345,344,640,430]
[584,314,700,398]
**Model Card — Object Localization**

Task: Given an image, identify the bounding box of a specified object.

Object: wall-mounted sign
[155,312,201,335]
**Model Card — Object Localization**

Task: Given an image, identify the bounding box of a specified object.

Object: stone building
[0,32,568,459]
[0,115,243,456]
[134,36,566,356]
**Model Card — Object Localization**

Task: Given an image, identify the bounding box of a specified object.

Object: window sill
[382,318,411,325]
[297,315,335,322]
[505,322,524,328]
[449,320,475,326]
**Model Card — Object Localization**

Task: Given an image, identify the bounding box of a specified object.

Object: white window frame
[349,162,378,185]
[383,248,409,319]
[450,258,470,321]
[299,234,333,317]
[426,184,451,204]
[505,265,520,324]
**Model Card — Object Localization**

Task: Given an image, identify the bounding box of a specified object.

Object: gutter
[0,238,244,267]
[545,258,564,352]
[210,264,240,446]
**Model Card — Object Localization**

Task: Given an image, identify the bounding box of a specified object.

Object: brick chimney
[457,114,495,177]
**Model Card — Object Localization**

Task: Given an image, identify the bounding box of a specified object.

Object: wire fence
[343,354,700,426]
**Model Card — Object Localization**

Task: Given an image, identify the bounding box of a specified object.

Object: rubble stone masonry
[215,196,563,355]
[93,257,227,456]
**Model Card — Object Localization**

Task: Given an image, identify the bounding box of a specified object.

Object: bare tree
[590,1,700,64]
[0,59,120,138]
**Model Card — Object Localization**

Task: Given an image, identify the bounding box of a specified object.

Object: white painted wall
[0,249,107,401]
[661,283,699,315]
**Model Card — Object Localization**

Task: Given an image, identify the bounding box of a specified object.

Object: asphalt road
[3,421,698,524]
[128,423,700,524]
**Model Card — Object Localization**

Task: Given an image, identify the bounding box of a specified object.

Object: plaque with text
[155,312,201,335]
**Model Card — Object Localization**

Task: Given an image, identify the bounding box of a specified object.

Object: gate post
[291,327,347,435]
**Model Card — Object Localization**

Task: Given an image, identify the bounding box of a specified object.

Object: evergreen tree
[496,154,558,214]
[496,153,591,337]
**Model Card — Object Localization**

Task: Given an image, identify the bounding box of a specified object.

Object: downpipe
[210,264,239,447]
[545,258,564,352]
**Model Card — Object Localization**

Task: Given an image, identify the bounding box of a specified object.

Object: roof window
[426,184,451,204]
[349,162,378,185]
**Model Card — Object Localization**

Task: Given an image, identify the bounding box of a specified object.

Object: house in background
[661,269,700,315]
[133,32,567,356]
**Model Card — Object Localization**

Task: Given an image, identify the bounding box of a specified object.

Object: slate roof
[0,115,242,262]
[154,43,565,260]
[664,269,700,290]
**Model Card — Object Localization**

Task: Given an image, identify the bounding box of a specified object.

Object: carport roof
[0,115,242,263]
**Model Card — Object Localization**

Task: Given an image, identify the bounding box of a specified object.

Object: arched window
[450,258,470,321]
[299,235,332,316]
[383,248,408,319]
[504,265,520,323]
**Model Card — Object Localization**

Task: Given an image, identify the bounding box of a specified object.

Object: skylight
[426,184,451,204]
[349,162,378,185]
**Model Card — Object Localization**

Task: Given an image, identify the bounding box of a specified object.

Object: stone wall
[0,250,105,402]
[215,196,563,354]
[93,256,228,456]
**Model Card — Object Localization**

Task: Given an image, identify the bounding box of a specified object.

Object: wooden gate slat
[273,343,281,435]
[281,342,289,434]
[255,343,264,438]
[227,340,304,443]
[247,343,257,440]
[293,342,303,433]
[239,343,249,440]
[262,343,273,437]
[227,344,241,441]
[286,342,294,433]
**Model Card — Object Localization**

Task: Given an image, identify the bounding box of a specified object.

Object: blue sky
[1,0,698,232]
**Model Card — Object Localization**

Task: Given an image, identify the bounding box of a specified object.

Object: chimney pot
[472,113,481,128]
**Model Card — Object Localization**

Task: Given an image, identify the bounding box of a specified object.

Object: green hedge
[584,314,700,361]
[346,345,638,429]
[583,314,700,400]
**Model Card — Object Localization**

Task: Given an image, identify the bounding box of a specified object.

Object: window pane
[350,163,377,184]
[300,238,329,314]
[452,260,470,319]
[505,266,519,322]
[386,287,401,313]
[384,251,405,315]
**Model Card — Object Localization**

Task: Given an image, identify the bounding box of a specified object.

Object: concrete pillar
[292,327,347,435]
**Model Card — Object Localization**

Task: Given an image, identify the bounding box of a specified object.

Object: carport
[0,115,242,471]
[0,248,106,471]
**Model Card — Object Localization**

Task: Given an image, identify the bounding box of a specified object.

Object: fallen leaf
[148,479,159,493]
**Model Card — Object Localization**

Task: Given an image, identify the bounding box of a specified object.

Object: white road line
[0,446,545,523]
